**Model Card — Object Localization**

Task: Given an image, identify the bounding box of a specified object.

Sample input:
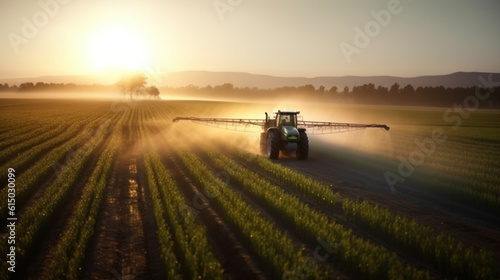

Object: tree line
[2,80,499,108]
[162,82,500,108]
[0,72,160,99]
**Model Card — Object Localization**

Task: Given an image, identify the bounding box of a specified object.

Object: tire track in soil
[86,111,163,280]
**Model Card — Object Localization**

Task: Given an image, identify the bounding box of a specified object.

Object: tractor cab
[274,111,298,128]
[272,111,301,141]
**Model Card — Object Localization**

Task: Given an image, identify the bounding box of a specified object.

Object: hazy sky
[1,0,499,79]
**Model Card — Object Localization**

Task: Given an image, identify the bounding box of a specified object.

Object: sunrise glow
[87,25,150,72]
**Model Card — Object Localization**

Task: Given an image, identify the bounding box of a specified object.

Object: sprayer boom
[172,110,389,160]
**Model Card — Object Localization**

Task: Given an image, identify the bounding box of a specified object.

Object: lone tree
[117,72,148,99]
[117,72,161,99]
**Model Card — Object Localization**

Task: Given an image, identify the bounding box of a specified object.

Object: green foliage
[233,149,339,208]
[0,119,111,278]
[43,136,117,280]
[144,152,224,280]
[0,110,116,219]
[209,151,430,280]
[172,139,309,279]
[343,199,500,279]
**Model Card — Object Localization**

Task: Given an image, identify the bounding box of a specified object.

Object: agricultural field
[0,98,499,280]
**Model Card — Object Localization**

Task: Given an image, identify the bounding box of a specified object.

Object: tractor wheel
[260,132,267,155]
[267,131,280,159]
[297,131,309,160]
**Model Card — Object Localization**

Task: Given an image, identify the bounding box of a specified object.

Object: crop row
[386,126,500,213]
[0,122,83,188]
[342,199,499,279]
[0,103,90,159]
[137,103,224,279]
[0,123,61,164]
[169,138,315,279]
[42,129,119,280]
[208,150,431,280]
[144,153,183,280]
[0,112,116,218]
[144,152,225,279]
[0,101,107,150]
[422,174,500,214]
[231,148,339,208]
[0,122,54,150]
[228,147,499,279]
[0,117,113,279]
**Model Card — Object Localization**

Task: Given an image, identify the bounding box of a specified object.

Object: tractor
[260,111,309,159]
[173,110,389,160]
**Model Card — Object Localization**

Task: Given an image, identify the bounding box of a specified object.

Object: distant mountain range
[1,71,499,89]
[161,71,500,89]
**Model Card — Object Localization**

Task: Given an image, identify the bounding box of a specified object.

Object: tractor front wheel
[267,131,280,159]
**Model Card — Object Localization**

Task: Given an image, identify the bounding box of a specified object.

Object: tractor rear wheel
[297,131,309,160]
[267,131,280,159]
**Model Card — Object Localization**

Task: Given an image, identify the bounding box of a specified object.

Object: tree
[117,72,147,99]
[299,84,315,92]
[343,86,349,94]
[401,84,415,95]
[377,85,389,95]
[147,86,160,99]
[389,83,400,95]
[19,82,34,91]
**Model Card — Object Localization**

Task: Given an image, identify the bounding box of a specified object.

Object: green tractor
[260,111,309,159]
[173,110,389,160]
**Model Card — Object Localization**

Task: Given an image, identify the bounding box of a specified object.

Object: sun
[87,25,150,72]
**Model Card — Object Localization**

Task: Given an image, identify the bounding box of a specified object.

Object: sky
[1,0,499,80]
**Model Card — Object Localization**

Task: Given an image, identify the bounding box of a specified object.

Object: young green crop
[0,113,117,219]
[342,199,499,279]
[229,147,498,279]
[144,152,224,280]
[0,123,82,188]
[208,150,431,280]
[0,119,112,276]
[169,138,314,279]
[232,149,339,208]
[144,154,183,280]
[43,136,118,280]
